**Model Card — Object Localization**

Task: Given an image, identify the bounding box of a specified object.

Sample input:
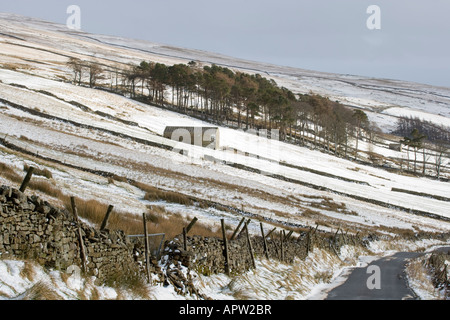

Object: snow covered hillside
[1,13,450,132]
[0,13,449,300]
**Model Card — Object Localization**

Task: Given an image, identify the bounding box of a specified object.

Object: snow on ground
[383,107,450,128]
[0,258,184,300]
[3,238,447,301]
[405,244,450,300]
[0,69,448,222]
[0,13,449,300]
[194,247,347,300]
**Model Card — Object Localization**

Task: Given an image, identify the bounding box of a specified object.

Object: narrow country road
[325,252,424,300]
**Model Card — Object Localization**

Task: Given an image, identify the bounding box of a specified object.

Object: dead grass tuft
[134,182,193,206]
[24,164,53,179]
[0,161,22,183]
[28,179,62,198]
[61,193,219,239]
[20,261,37,282]
[21,282,64,300]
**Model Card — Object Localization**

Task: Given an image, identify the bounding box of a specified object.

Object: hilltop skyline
[2,0,450,87]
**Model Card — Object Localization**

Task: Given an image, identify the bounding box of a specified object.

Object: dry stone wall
[162,228,348,276]
[0,185,142,284]
[0,183,367,293]
[426,251,450,294]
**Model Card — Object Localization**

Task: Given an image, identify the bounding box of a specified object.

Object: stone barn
[163,126,220,150]
[389,143,403,152]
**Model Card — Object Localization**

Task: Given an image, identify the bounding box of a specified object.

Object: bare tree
[124,64,139,98]
[352,110,369,159]
[433,141,449,179]
[67,57,83,85]
[87,62,103,88]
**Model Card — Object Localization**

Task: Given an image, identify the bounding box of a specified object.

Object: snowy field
[0,13,449,300]
[1,13,450,133]
[0,68,448,226]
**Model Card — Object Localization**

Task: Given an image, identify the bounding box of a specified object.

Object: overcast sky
[2,0,450,87]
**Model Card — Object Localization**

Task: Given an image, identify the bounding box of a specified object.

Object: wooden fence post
[260,223,269,260]
[71,197,87,274]
[221,219,230,275]
[183,227,187,251]
[100,205,114,231]
[244,222,256,269]
[313,223,319,237]
[230,217,246,241]
[186,217,198,234]
[285,230,293,241]
[334,228,340,241]
[142,213,151,284]
[306,229,311,255]
[237,219,252,239]
[265,227,277,239]
[280,230,284,262]
[19,166,34,192]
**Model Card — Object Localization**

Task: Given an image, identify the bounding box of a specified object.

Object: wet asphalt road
[325,248,450,300]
